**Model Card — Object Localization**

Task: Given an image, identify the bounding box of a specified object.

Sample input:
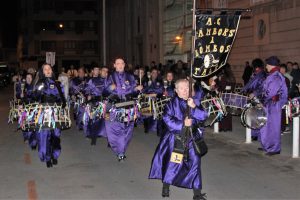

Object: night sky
[0,0,20,48]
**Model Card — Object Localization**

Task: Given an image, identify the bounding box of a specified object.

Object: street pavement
[0,85,300,200]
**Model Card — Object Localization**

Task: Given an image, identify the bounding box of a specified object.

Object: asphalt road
[0,85,300,200]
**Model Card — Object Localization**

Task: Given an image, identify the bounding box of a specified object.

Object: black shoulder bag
[190,125,208,157]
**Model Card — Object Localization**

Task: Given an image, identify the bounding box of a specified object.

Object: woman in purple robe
[83,66,108,145]
[241,58,266,140]
[34,63,66,168]
[149,79,208,200]
[105,57,143,161]
[259,56,288,155]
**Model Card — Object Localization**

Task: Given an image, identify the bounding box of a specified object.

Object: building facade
[20,0,103,72]
[106,0,160,67]
[159,0,300,83]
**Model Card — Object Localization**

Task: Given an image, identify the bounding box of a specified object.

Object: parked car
[0,63,11,87]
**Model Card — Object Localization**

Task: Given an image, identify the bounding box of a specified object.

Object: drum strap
[55,81,67,107]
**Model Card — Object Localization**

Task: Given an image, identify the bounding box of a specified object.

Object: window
[83,41,97,50]
[41,41,56,51]
[163,0,192,56]
[64,41,76,49]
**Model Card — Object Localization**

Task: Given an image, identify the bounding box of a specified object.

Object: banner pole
[190,0,196,79]
[187,0,197,119]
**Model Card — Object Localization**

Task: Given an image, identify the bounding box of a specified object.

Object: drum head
[241,105,267,129]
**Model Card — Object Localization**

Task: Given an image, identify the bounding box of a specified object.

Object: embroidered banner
[192,15,241,78]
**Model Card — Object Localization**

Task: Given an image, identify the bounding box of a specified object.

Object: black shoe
[258,147,264,151]
[251,136,258,141]
[91,137,97,145]
[144,130,148,134]
[118,155,126,162]
[31,146,37,150]
[107,143,111,148]
[52,159,58,165]
[46,161,52,168]
[162,186,170,198]
[193,193,207,200]
[265,151,280,156]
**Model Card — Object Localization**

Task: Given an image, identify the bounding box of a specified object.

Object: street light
[59,23,64,28]
[175,36,182,41]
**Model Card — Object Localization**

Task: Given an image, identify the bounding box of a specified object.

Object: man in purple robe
[241,58,266,140]
[149,79,208,200]
[259,56,288,155]
[84,66,109,145]
[105,57,143,161]
[34,63,66,168]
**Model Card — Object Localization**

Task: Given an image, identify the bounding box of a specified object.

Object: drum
[82,101,106,125]
[139,94,156,117]
[201,97,227,127]
[8,99,23,123]
[154,97,171,119]
[221,93,249,115]
[17,103,71,131]
[241,103,267,129]
[108,100,138,123]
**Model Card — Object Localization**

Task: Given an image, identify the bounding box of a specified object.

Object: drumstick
[139,70,142,86]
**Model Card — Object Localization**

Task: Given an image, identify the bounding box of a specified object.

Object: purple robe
[83,77,108,139]
[70,77,88,130]
[34,78,65,162]
[260,70,288,153]
[105,72,136,156]
[241,71,266,138]
[241,71,266,98]
[149,97,208,189]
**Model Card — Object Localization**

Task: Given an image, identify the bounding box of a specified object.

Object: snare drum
[8,99,23,123]
[154,97,171,119]
[108,100,138,123]
[201,97,227,127]
[82,101,106,125]
[221,93,249,115]
[241,103,267,129]
[139,94,156,117]
[18,103,71,131]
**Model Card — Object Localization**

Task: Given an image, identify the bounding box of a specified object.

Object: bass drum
[241,104,267,129]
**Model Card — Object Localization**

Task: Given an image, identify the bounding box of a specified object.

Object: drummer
[241,58,266,140]
[69,66,89,130]
[163,71,176,98]
[34,63,66,168]
[84,65,109,145]
[105,57,143,161]
[142,67,164,134]
[259,56,288,156]
[16,73,36,149]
